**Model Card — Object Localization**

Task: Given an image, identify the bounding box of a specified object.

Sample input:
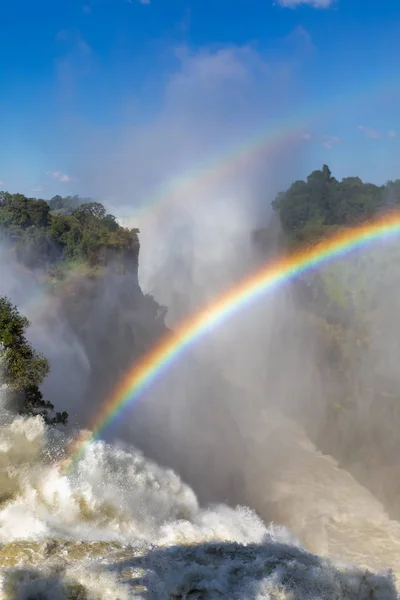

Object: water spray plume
[63,211,400,471]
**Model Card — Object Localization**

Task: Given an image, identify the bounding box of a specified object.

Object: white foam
[0,414,397,599]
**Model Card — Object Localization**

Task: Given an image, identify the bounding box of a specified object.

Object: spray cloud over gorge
[68,43,400,566]
[2,42,400,598]
[68,43,400,541]
[68,45,310,498]
[64,44,387,517]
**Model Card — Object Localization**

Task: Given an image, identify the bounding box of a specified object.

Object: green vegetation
[272,164,400,244]
[252,165,400,322]
[266,165,400,329]
[0,192,139,270]
[48,194,91,215]
[0,296,68,424]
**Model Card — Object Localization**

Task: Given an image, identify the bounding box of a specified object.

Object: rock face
[54,267,168,423]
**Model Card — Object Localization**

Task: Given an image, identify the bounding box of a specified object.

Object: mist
[62,45,310,503]
[0,242,91,420]
[50,42,335,529]
[46,40,400,540]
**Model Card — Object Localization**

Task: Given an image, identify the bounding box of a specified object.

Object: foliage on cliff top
[0,191,139,272]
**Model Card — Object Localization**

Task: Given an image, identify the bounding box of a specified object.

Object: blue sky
[1,0,400,206]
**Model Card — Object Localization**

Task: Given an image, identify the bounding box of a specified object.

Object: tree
[272,165,386,241]
[48,194,85,215]
[0,297,68,425]
[0,192,141,270]
[72,202,107,223]
[0,195,50,229]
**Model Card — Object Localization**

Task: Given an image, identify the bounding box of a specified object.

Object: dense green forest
[0,191,140,272]
[272,164,400,242]
[253,165,400,251]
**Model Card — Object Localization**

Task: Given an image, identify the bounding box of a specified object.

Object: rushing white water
[0,412,398,599]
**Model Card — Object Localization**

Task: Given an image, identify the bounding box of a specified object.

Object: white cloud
[301,133,340,149]
[276,0,333,8]
[73,44,302,207]
[0,180,4,186]
[31,186,44,193]
[323,135,340,150]
[358,125,397,140]
[358,125,381,139]
[49,171,71,183]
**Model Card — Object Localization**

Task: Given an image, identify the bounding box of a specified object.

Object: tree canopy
[48,194,88,215]
[0,192,139,271]
[271,165,399,243]
[0,296,67,425]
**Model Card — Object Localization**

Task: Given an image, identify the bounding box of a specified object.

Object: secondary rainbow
[64,212,400,470]
[119,80,400,225]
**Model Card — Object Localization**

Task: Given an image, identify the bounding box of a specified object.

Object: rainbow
[63,212,400,471]
[117,127,301,233]
[117,80,400,226]
[130,128,300,220]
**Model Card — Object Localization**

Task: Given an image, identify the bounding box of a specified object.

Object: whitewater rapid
[0,413,398,599]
